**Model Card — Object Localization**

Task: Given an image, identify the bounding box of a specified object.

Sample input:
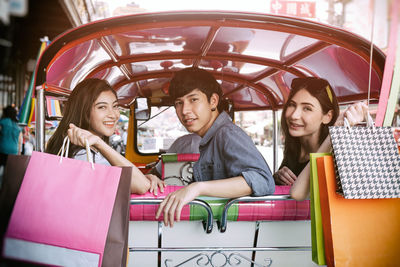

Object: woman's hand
[145,174,165,195]
[67,123,102,147]
[273,166,297,185]
[336,101,369,126]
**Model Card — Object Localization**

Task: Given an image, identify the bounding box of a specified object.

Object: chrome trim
[130,198,214,233]
[219,195,292,233]
[129,246,311,252]
[164,251,272,267]
[273,110,279,172]
[35,87,45,152]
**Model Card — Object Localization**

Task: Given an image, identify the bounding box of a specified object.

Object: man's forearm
[193,176,252,198]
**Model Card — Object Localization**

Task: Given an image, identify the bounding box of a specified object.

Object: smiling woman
[89,90,120,138]
[45,78,164,194]
[274,77,339,185]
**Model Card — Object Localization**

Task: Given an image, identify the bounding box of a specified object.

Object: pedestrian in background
[0,105,22,185]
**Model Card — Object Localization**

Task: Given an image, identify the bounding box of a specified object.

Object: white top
[74,149,111,166]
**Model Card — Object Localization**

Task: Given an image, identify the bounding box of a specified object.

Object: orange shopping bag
[316,155,400,267]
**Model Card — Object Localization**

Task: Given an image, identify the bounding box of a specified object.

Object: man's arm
[218,127,275,196]
[156,176,251,227]
[156,124,274,227]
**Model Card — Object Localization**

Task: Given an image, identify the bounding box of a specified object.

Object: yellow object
[27,98,35,127]
[317,155,400,267]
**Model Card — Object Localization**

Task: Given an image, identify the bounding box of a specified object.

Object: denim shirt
[193,112,275,196]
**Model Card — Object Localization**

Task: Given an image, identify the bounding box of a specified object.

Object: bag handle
[58,136,95,169]
[343,112,375,131]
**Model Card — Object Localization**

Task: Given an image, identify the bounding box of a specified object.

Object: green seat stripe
[190,198,238,221]
[161,153,178,162]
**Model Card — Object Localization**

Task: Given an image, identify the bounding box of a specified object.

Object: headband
[326,85,333,103]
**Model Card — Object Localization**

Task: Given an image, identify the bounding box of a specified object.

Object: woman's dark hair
[46,78,117,157]
[2,105,18,122]
[280,77,339,169]
[169,67,226,112]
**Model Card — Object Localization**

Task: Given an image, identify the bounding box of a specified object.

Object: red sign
[270,0,316,18]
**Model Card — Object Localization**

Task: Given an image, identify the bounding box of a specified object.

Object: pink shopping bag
[3,151,121,267]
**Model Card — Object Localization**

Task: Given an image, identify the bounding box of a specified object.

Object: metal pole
[273,110,279,172]
[129,246,311,252]
[35,87,45,152]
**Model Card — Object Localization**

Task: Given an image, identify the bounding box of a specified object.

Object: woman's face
[285,88,332,140]
[89,90,120,137]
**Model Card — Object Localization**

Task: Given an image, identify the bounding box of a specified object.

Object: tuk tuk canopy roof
[36,11,385,110]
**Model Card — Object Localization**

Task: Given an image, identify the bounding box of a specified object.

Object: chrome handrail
[129,246,311,252]
[130,198,214,233]
[219,195,293,233]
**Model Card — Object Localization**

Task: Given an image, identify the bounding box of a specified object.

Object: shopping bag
[2,149,122,267]
[329,120,400,199]
[317,155,400,267]
[309,153,330,265]
[102,166,131,267]
[0,155,31,257]
[1,154,130,267]
[315,156,334,267]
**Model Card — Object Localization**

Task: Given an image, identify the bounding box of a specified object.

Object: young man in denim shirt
[156,67,275,227]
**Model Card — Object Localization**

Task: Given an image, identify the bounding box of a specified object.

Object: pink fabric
[176,153,200,162]
[237,186,310,221]
[130,186,190,221]
[5,151,121,266]
[130,185,310,221]
[375,0,399,126]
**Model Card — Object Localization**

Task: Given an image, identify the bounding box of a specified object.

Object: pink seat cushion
[130,185,310,221]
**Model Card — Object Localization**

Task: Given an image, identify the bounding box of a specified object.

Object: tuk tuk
[32,11,385,267]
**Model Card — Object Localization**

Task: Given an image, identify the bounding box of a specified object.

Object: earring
[211,107,216,111]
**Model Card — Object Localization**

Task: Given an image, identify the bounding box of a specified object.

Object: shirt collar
[200,111,231,147]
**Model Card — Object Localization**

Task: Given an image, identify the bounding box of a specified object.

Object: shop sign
[270,0,316,18]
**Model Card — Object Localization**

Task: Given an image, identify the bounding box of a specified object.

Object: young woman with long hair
[274,77,368,200]
[46,78,164,194]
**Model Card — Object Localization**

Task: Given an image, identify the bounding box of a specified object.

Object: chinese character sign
[271,0,316,18]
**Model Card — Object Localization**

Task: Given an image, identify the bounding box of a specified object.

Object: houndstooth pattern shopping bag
[329,126,400,199]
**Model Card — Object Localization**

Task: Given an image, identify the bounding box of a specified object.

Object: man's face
[174,89,218,137]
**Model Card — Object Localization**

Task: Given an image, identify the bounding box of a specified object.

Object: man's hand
[273,166,297,185]
[155,183,200,227]
[145,174,165,195]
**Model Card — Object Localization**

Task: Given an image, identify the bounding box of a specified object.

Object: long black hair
[280,77,339,170]
[46,78,117,157]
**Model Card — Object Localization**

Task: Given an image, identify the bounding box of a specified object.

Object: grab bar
[130,198,214,233]
[219,195,292,233]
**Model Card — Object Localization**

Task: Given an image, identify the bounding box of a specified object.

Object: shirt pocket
[200,162,225,180]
